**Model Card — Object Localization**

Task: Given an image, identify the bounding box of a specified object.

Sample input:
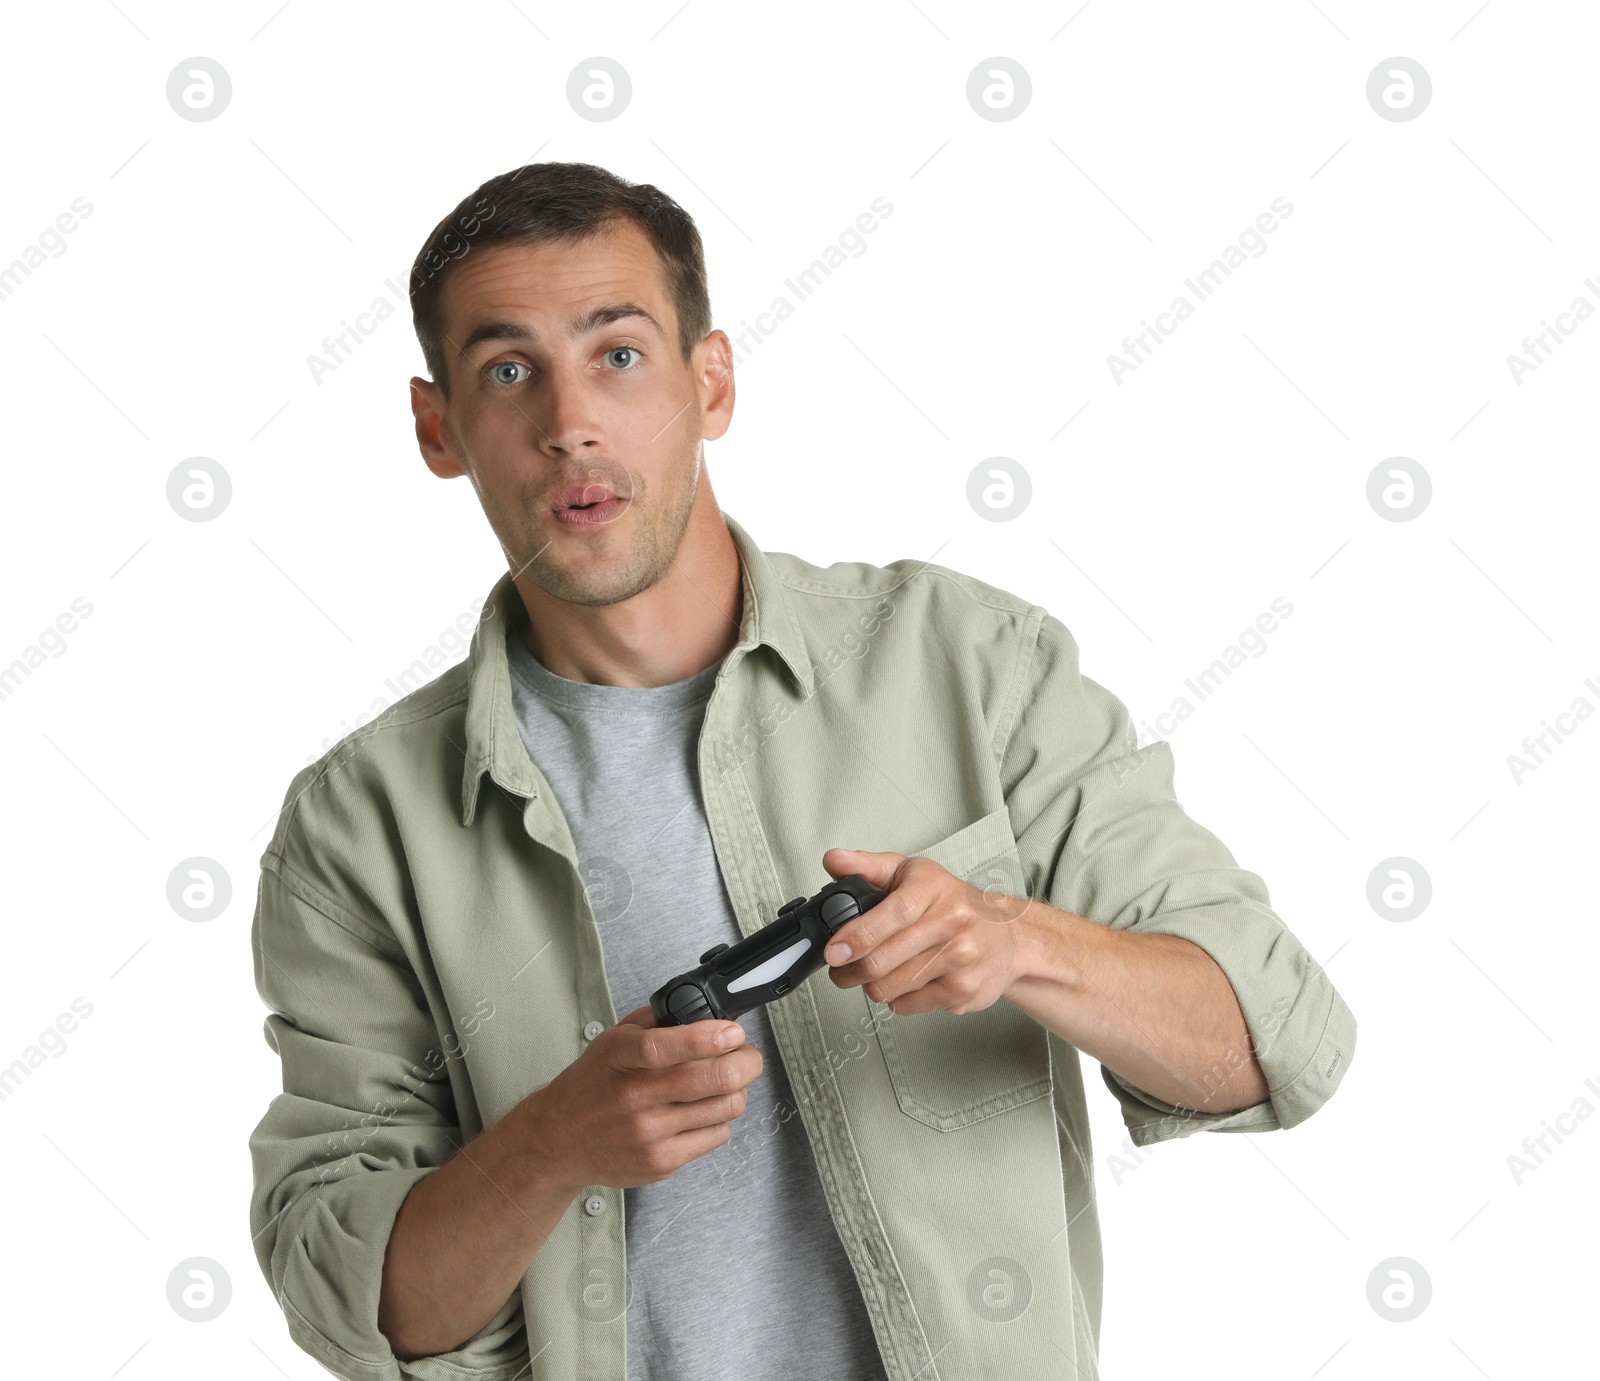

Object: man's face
[412,220,731,607]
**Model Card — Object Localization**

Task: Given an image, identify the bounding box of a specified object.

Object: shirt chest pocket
[870,804,1054,1132]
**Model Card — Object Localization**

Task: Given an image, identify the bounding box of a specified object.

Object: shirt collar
[459,510,814,826]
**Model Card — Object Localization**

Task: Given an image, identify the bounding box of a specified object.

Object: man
[248,161,1356,1381]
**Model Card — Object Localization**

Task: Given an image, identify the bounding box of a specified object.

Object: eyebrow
[455,303,666,360]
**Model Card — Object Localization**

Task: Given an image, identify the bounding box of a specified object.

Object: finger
[662,1088,751,1138]
[616,1015,743,1070]
[821,846,904,889]
[867,936,966,1005]
[877,977,955,1016]
[824,867,938,967]
[665,1045,763,1105]
[831,909,953,989]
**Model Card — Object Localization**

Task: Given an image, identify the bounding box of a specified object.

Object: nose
[537,360,605,459]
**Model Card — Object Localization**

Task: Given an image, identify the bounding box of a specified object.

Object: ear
[694,330,735,443]
[411,376,465,479]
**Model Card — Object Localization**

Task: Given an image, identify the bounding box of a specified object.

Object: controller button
[667,983,711,1023]
[820,893,861,928]
[699,942,731,964]
[777,896,806,915]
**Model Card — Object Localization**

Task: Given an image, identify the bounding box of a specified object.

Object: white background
[0,2,1594,1377]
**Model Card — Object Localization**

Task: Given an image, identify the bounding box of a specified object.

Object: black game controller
[648,875,886,1026]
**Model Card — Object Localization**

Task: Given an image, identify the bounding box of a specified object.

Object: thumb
[822,846,904,888]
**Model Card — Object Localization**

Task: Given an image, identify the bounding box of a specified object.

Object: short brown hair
[408,161,710,397]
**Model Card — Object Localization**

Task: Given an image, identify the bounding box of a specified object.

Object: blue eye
[487,361,528,386]
[606,346,641,370]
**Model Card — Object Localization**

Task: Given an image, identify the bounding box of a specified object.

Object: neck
[514,495,743,688]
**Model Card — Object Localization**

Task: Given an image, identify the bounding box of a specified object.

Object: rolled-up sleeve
[999,610,1357,1146]
[248,838,529,1380]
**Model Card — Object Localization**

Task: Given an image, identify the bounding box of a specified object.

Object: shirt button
[583,1021,604,1042]
[584,1194,606,1216]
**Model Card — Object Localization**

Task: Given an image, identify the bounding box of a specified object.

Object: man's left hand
[818,848,1032,1016]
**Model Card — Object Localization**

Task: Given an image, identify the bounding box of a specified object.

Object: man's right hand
[379,1006,762,1361]
[529,1005,763,1192]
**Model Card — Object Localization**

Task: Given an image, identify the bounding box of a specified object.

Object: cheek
[620,381,699,446]
[445,397,498,452]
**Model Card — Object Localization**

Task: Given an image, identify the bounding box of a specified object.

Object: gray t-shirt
[506,627,887,1381]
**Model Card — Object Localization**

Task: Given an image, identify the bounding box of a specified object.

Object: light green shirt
[248,512,1357,1380]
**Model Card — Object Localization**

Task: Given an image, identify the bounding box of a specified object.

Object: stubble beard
[515,446,701,609]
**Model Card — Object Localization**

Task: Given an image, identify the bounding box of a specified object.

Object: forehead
[439,220,670,337]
